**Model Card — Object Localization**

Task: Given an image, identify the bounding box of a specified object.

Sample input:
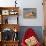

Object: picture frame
[8,15,18,24]
[0,32,1,41]
[2,16,8,24]
[2,10,9,15]
[23,8,37,19]
[9,10,18,15]
[0,15,1,24]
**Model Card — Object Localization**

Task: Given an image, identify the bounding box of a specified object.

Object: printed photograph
[23,8,37,18]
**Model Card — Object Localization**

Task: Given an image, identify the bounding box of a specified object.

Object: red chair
[21,28,41,46]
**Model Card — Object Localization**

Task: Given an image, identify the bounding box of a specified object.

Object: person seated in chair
[21,28,41,46]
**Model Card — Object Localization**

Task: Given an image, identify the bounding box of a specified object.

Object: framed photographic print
[0,32,1,41]
[2,16,8,24]
[23,8,37,19]
[2,10,9,15]
[8,15,18,24]
[0,15,1,24]
[9,9,18,15]
[10,11,15,15]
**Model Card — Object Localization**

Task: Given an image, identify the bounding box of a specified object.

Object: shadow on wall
[18,26,44,45]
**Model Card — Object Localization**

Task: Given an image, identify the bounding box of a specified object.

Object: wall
[0,0,44,26]
[19,0,44,26]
